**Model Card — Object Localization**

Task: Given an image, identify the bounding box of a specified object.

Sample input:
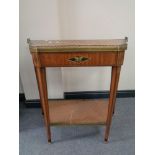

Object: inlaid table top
[27,37,128,52]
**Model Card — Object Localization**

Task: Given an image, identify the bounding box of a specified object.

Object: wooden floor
[48,99,108,125]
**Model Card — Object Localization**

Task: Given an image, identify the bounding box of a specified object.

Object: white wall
[19,0,64,99]
[20,0,135,99]
[19,73,24,93]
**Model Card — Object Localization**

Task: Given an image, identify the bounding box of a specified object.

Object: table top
[28,37,128,52]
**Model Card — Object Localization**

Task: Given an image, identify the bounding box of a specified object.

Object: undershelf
[48,99,108,125]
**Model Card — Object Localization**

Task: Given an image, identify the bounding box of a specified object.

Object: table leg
[34,67,44,115]
[104,66,121,142]
[112,67,121,115]
[35,67,51,142]
[113,98,116,115]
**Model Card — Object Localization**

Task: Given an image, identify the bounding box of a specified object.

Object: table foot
[104,138,109,143]
[48,139,52,143]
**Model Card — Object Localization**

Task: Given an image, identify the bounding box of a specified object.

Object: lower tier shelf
[48,99,108,125]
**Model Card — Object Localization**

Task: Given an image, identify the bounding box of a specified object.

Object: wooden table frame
[28,38,127,143]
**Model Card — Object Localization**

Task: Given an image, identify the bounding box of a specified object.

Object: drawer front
[37,52,118,67]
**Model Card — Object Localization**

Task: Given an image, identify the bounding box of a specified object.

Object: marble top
[28,37,128,52]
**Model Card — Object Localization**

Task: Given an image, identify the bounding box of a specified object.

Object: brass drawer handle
[68,56,89,62]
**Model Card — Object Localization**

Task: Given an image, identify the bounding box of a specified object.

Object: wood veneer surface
[38,52,118,67]
[49,99,108,125]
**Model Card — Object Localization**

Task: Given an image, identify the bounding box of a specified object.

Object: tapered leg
[112,68,121,115]
[35,67,51,142]
[113,98,116,115]
[104,66,121,142]
[34,67,44,115]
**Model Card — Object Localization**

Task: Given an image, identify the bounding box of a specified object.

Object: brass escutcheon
[68,56,89,62]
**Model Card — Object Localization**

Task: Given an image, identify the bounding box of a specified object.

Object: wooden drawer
[34,52,122,67]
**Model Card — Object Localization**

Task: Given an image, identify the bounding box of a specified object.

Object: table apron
[32,51,125,67]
